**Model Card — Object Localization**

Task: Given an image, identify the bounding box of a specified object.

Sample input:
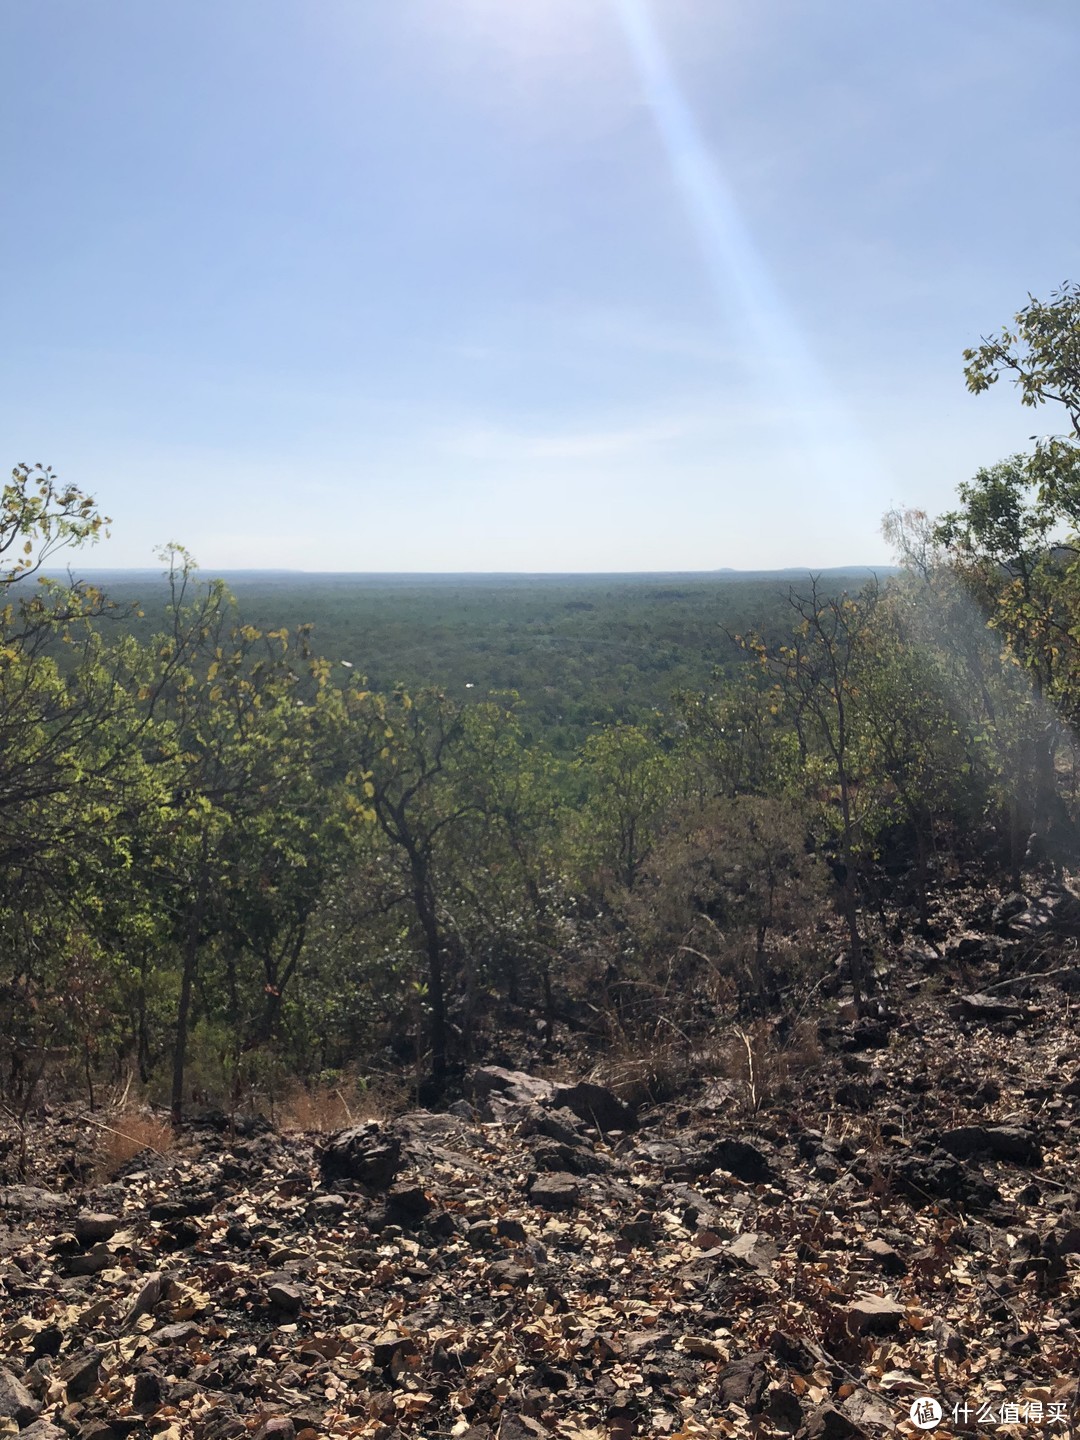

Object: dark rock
[386,1183,432,1224]
[0,1185,74,1216]
[938,1124,1042,1166]
[468,1068,554,1108]
[892,1147,1001,1211]
[268,1283,303,1315]
[949,993,1036,1025]
[153,1322,201,1344]
[701,1137,775,1184]
[550,1081,635,1133]
[527,1173,580,1211]
[489,1260,532,1288]
[0,1366,40,1424]
[74,1212,122,1245]
[767,1389,804,1432]
[728,1232,780,1275]
[803,1402,868,1440]
[57,1349,103,1401]
[496,1217,528,1243]
[20,1424,65,1440]
[717,1351,769,1410]
[517,1106,584,1147]
[254,1420,295,1440]
[133,1371,164,1409]
[846,1295,905,1334]
[319,1124,402,1189]
[864,1239,906,1275]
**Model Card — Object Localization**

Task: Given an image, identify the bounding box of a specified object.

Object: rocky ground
[3,885,1080,1440]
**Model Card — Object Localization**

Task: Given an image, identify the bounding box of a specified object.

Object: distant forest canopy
[55,569,896,753]
[5,282,1080,1122]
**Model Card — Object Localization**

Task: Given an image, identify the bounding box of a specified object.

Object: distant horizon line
[41,563,899,579]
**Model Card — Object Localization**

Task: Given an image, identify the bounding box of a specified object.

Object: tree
[572,723,677,893]
[1,463,108,584]
[342,687,472,1090]
[744,582,876,1005]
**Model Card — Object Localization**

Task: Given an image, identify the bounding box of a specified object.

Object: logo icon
[909,1398,943,1430]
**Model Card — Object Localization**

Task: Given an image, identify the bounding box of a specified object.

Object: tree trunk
[411,863,447,1086]
[171,840,210,1128]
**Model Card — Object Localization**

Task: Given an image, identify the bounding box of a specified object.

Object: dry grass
[712,1017,822,1114]
[277,1076,408,1133]
[90,1108,175,1178]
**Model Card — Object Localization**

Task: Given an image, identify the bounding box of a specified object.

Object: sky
[3,0,1079,573]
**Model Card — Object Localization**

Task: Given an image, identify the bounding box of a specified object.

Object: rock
[74,1212,123,1244]
[841,1019,890,1051]
[57,1348,103,1400]
[0,1367,40,1425]
[517,1105,585,1147]
[254,1420,295,1440]
[767,1389,804,1432]
[938,1124,1042,1166]
[701,1137,775,1184]
[527,1172,580,1211]
[892,1147,1001,1211]
[63,1243,113,1276]
[728,1232,780,1275]
[497,1415,547,1440]
[864,1238,906,1275]
[133,1370,165,1409]
[496,1217,528,1243]
[372,1332,418,1369]
[469,1067,554,1108]
[842,1392,894,1432]
[153,1321,201,1343]
[846,1295,905,1334]
[386,1183,432,1224]
[949,993,1036,1025]
[20,1424,65,1440]
[992,893,1028,932]
[319,1124,402,1189]
[0,1185,74,1216]
[268,1283,304,1315]
[550,1081,636,1132]
[717,1351,770,1409]
[489,1260,532,1288]
[803,1402,868,1440]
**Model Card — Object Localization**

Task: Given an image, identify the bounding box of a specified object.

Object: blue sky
[3,0,1078,571]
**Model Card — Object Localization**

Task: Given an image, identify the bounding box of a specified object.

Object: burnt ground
[3,884,1080,1440]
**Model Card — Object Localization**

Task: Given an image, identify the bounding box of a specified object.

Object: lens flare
[611,0,879,497]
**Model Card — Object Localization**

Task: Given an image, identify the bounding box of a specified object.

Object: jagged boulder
[319,1123,402,1189]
